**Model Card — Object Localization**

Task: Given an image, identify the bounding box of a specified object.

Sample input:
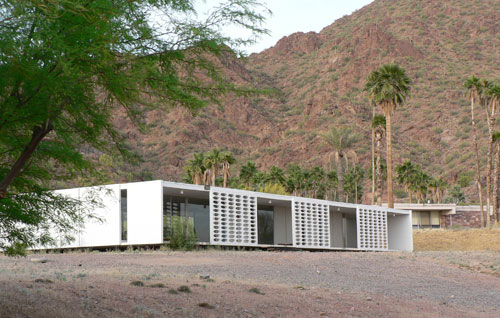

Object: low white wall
[126,180,163,245]
[274,206,292,245]
[387,213,413,251]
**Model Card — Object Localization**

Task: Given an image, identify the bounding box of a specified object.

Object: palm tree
[370,102,376,205]
[396,160,417,203]
[372,114,386,206]
[267,166,287,187]
[465,76,485,227]
[434,178,448,204]
[184,152,206,185]
[428,177,438,203]
[286,164,305,196]
[411,169,430,204]
[309,166,325,198]
[344,165,364,203]
[492,131,500,224]
[220,151,236,188]
[324,127,358,202]
[365,64,412,208]
[325,170,338,200]
[204,149,223,186]
[239,161,257,188]
[484,81,500,227]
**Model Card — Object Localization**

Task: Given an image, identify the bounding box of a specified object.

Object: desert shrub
[168,216,197,250]
[457,173,472,188]
[177,285,191,293]
[249,287,265,295]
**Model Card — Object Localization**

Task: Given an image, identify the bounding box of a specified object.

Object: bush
[168,216,197,250]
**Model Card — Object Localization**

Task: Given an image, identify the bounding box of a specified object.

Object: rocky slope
[110,0,500,202]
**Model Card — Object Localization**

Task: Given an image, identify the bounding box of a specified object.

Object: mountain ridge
[103,0,500,203]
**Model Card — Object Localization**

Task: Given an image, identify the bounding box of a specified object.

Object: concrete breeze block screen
[210,189,257,246]
[292,198,330,248]
[357,207,388,250]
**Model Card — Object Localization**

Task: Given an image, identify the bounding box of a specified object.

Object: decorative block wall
[210,189,258,246]
[357,207,388,250]
[291,198,330,248]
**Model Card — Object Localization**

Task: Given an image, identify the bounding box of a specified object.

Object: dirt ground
[1,250,500,318]
[413,228,500,251]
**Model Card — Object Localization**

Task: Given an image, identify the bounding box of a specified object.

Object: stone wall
[440,208,482,228]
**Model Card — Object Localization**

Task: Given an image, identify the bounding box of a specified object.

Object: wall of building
[345,217,357,248]
[45,181,413,252]
[330,212,344,248]
[440,208,482,228]
[274,206,292,245]
[126,180,163,245]
[387,214,413,251]
[54,185,122,248]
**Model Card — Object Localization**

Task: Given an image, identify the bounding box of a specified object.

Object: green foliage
[457,173,472,188]
[168,216,197,251]
[444,185,466,204]
[257,183,288,195]
[343,165,364,203]
[0,0,268,255]
[372,115,386,129]
[364,64,412,115]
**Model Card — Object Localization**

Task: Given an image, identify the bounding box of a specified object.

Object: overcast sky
[196,0,375,54]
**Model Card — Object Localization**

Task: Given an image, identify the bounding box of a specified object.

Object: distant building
[385,204,486,229]
[48,180,413,251]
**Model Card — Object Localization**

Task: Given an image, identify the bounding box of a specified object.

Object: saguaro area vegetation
[0,0,269,254]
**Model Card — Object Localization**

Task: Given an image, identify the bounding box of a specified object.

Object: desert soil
[1,250,500,317]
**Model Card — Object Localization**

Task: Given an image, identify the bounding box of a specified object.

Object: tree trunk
[184,197,189,239]
[471,96,485,227]
[223,164,228,188]
[211,166,217,186]
[355,182,358,204]
[486,103,496,227]
[336,156,344,202]
[409,190,413,204]
[493,143,500,224]
[0,123,53,198]
[376,133,383,206]
[386,113,394,208]
[371,108,376,205]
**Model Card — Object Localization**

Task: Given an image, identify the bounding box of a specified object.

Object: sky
[196,0,375,54]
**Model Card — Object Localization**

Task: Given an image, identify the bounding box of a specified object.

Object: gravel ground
[1,250,500,317]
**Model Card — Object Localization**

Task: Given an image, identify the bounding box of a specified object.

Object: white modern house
[52,180,413,251]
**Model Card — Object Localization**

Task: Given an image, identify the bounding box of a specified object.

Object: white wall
[330,212,344,248]
[79,185,122,247]
[387,213,413,251]
[54,185,122,248]
[126,181,163,245]
[345,217,357,248]
[274,206,292,245]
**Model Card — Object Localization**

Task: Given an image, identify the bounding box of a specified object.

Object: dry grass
[413,228,500,251]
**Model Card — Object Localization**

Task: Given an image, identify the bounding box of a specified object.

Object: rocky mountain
[112,0,500,202]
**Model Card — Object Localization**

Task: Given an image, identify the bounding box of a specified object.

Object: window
[163,196,210,243]
[257,206,274,245]
[121,189,127,241]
